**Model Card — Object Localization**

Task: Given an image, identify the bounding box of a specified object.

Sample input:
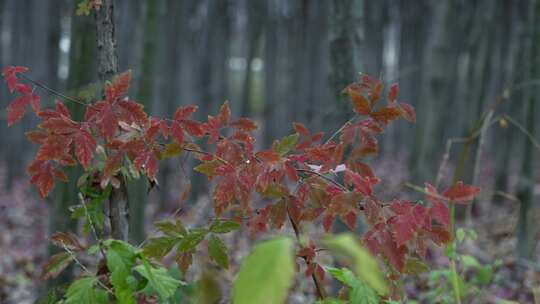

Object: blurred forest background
[0,0,539,303]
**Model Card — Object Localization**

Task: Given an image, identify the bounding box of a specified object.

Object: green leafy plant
[422,228,500,303]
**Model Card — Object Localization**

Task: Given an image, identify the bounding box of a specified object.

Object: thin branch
[325,115,357,144]
[20,74,89,106]
[502,114,540,150]
[137,206,184,249]
[78,193,107,259]
[181,146,229,165]
[287,206,326,299]
[296,168,348,192]
[61,243,114,295]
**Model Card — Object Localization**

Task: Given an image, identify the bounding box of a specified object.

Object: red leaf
[322,214,334,232]
[364,224,406,272]
[442,181,480,203]
[399,102,416,123]
[217,101,231,126]
[118,100,148,125]
[27,160,56,198]
[134,149,159,181]
[99,103,118,141]
[26,130,48,144]
[255,150,281,163]
[370,107,402,125]
[270,200,287,229]
[431,200,450,227]
[363,199,382,225]
[342,211,357,230]
[55,100,71,118]
[174,105,198,121]
[36,135,73,162]
[284,161,299,182]
[105,70,131,101]
[2,65,28,92]
[293,122,310,136]
[230,117,258,132]
[74,127,96,169]
[170,121,184,144]
[369,82,384,105]
[388,83,399,102]
[182,120,204,137]
[347,87,371,115]
[29,93,40,113]
[7,95,30,126]
[429,226,452,245]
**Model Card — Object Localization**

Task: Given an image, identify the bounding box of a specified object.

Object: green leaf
[135,260,184,300]
[260,184,288,198]
[404,258,429,275]
[194,159,222,177]
[460,255,480,269]
[106,240,138,304]
[194,272,222,304]
[449,267,466,300]
[326,267,379,304]
[315,299,346,304]
[143,237,178,259]
[155,219,187,237]
[349,278,379,304]
[177,230,207,252]
[209,220,241,234]
[64,277,109,304]
[42,252,73,280]
[75,0,92,16]
[456,228,465,243]
[276,133,299,155]
[326,266,357,286]
[87,244,100,255]
[208,235,229,269]
[323,233,388,296]
[161,142,184,159]
[233,237,294,304]
[475,265,493,284]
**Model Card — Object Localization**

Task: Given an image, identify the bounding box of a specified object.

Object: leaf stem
[296,168,348,192]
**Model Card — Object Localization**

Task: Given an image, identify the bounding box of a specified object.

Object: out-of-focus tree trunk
[495,1,528,195]
[240,0,264,118]
[363,0,386,77]
[411,1,456,181]
[5,0,31,189]
[127,0,158,244]
[191,0,231,199]
[329,0,361,123]
[517,0,539,260]
[155,0,185,209]
[48,1,95,288]
[263,0,279,146]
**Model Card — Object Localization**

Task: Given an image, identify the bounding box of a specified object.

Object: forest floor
[0,161,539,304]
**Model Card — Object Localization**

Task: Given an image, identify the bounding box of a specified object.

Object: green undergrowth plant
[3,65,481,303]
[421,228,500,303]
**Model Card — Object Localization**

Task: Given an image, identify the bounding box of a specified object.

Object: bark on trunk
[95,0,129,241]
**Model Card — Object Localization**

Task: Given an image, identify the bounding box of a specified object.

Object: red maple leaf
[442,181,481,203]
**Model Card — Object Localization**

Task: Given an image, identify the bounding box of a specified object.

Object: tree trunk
[329,0,361,122]
[95,0,128,241]
[517,0,539,259]
[127,0,158,244]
